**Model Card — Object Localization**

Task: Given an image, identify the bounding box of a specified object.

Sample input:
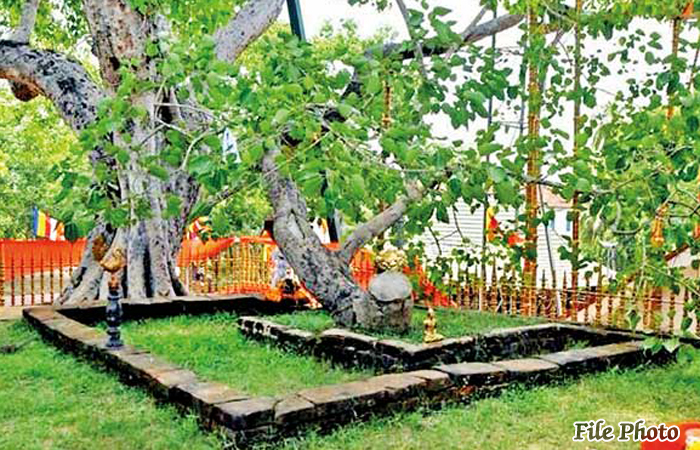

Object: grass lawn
[0,320,223,450]
[120,312,372,396]
[3,316,698,449]
[272,308,546,343]
[269,348,700,450]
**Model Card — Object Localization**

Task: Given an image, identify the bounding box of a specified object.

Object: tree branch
[81,0,156,87]
[339,182,423,263]
[9,0,40,43]
[399,13,526,59]
[214,0,286,63]
[4,0,41,101]
[395,0,428,78]
[0,41,104,131]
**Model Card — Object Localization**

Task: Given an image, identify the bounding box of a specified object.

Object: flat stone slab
[177,381,249,406]
[298,380,389,417]
[371,373,428,399]
[435,362,507,386]
[537,342,645,374]
[492,358,560,382]
[407,370,453,392]
[24,307,60,322]
[150,369,199,399]
[274,395,317,425]
[319,329,378,350]
[375,339,423,358]
[214,397,278,431]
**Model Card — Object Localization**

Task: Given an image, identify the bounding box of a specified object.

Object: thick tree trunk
[60,216,189,304]
[262,147,412,330]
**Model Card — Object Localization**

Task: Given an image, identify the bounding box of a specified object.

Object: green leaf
[337,103,353,119]
[273,108,290,125]
[575,178,592,192]
[148,165,169,181]
[163,194,182,219]
[494,181,516,205]
[488,166,506,184]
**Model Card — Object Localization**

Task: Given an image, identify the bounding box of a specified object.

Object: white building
[417,188,575,288]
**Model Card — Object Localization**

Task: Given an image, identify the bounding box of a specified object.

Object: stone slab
[492,358,560,383]
[435,362,508,386]
[319,329,378,350]
[23,306,60,322]
[213,397,278,431]
[149,369,199,399]
[298,380,389,417]
[403,369,454,392]
[535,343,646,375]
[274,395,317,425]
[371,373,428,400]
[375,339,423,358]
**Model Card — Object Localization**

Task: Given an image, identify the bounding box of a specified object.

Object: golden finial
[423,307,444,344]
[100,247,126,289]
[375,245,407,273]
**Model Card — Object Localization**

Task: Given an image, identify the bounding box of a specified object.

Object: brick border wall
[22,298,673,447]
[53,294,302,325]
[237,316,638,372]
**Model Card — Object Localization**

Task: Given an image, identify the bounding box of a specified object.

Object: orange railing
[3,237,694,338]
[0,237,376,307]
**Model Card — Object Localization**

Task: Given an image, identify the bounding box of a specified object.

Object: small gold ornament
[423,307,444,344]
[375,246,408,273]
[100,247,127,289]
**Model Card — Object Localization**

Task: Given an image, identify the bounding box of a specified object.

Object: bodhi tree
[0,0,527,328]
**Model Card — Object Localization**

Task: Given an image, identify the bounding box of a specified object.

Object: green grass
[0,321,222,450]
[272,308,546,343]
[120,313,372,396]
[268,348,700,450]
[4,316,699,450]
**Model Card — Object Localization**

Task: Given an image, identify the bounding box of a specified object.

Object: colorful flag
[186,217,211,240]
[32,208,65,241]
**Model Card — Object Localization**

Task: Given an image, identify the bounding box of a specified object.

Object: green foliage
[8,0,700,324]
[0,91,84,238]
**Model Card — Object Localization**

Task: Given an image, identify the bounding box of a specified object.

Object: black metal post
[285,0,341,243]
[286,0,306,40]
[105,276,123,349]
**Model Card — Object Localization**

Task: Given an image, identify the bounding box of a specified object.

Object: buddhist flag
[32,208,65,241]
[186,217,211,240]
[682,1,694,19]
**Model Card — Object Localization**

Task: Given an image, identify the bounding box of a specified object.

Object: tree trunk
[262,147,412,330]
[60,216,190,304]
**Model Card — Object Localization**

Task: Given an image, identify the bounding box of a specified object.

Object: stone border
[52,293,301,325]
[237,316,638,372]
[23,298,673,447]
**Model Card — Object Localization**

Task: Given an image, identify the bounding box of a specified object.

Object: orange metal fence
[0,239,86,306]
[2,238,696,338]
[0,237,376,307]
